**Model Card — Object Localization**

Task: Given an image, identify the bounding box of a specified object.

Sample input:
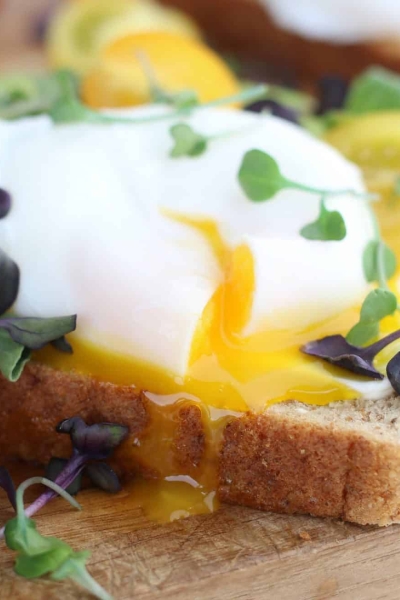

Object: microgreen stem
[56,85,269,128]
[289,181,376,201]
[135,50,161,100]
[0,99,51,120]
[209,122,259,143]
[16,477,81,520]
[70,563,113,600]
[0,476,82,539]
[25,454,87,518]
[365,201,399,304]
[202,85,268,109]
[100,85,268,124]
[360,328,400,361]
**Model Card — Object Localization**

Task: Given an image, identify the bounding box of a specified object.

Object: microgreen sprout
[0,314,76,382]
[169,123,208,157]
[136,50,199,110]
[0,418,128,598]
[238,148,399,344]
[302,328,400,379]
[169,122,253,158]
[300,195,346,241]
[2,477,112,600]
[18,417,128,520]
[50,70,268,126]
[346,204,399,345]
[0,238,76,381]
[238,149,373,203]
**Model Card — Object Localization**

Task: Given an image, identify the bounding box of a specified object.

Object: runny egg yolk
[37,212,371,413]
[34,205,400,522]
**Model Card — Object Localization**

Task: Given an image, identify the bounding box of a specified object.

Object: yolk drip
[34,201,400,522]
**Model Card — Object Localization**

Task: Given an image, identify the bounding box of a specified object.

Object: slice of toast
[161,0,400,80]
[1,362,400,526]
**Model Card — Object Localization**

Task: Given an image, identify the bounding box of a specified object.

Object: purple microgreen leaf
[0,189,11,219]
[387,352,400,394]
[0,248,19,315]
[301,329,400,379]
[45,458,82,496]
[0,466,16,510]
[0,315,76,350]
[56,417,129,459]
[86,463,122,494]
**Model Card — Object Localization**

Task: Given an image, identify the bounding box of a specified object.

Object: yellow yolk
[36,214,367,414]
[34,199,399,522]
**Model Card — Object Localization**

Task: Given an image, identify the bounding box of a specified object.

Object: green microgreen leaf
[360,288,397,322]
[0,70,79,121]
[346,66,400,114]
[136,50,199,110]
[0,329,30,382]
[4,477,80,553]
[5,516,55,554]
[265,84,316,115]
[0,315,76,382]
[3,476,111,599]
[300,196,346,241]
[15,543,72,578]
[346,289,397,346]
[238,149,287,201]
[346,321,380,347]
[363,240,397,283]
[51,551,112,600]
[51,79,268,126]
[169,123,208,158]
[238,149,371,203]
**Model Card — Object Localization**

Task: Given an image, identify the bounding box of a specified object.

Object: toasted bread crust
[1,362,400,526]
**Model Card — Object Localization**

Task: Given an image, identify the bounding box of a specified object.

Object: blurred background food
[1,0,400,213]
[3,0,400,81]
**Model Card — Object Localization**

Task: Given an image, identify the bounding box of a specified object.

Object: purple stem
[360,329,400,362]
[0,454,88,539]
[25,454,87,518]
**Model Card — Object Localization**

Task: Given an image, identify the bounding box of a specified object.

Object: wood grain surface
[2,465,400,600]
[2,2,400,600]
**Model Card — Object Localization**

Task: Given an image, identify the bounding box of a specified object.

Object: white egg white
[0,107,374,374]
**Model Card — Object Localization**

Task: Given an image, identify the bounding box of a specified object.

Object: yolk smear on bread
[35,212,390,521]
[36,214,364,413]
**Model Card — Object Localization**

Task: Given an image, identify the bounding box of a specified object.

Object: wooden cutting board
[2,2,400,599]
[1,464,400,600]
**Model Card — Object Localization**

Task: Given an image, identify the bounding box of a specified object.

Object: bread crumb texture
[1,363,400,526]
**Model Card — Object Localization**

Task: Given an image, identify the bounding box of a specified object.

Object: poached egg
[0,106,384,411]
